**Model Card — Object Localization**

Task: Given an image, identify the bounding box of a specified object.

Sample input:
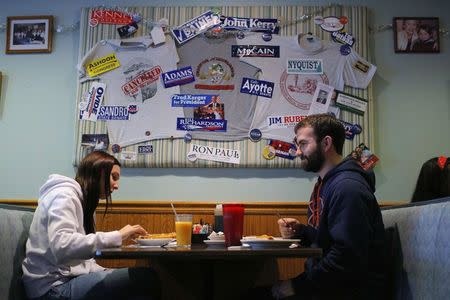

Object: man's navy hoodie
[292,158,385,299]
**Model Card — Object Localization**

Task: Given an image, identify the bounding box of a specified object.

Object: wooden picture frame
[6,15,53,54]
[393,17,440,53]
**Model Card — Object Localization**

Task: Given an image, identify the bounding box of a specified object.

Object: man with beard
[272,114,385,300]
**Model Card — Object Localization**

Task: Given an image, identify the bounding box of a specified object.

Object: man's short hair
[294,114,345,155]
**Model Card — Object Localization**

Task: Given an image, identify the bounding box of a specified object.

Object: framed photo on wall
[393,17,439,53]
[6,15,53,54]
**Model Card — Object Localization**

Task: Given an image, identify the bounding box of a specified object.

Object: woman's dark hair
[294,114,345,155]
[75,151,120,234]
[411,157,450,202]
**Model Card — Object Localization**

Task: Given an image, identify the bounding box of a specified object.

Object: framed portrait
[393,17,439,53]
[6,15,53,54]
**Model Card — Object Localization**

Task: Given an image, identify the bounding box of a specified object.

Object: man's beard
[300,146,325,172]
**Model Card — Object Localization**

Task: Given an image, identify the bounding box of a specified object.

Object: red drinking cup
[223,204,245,247]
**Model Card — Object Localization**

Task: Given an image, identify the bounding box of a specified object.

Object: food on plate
[138,232,176,239]
[254,234,274,240]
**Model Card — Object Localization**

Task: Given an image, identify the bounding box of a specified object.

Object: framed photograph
[394,17,439,53]
[6,15,53,54]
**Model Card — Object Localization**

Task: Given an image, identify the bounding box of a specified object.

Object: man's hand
[278,218,300,239]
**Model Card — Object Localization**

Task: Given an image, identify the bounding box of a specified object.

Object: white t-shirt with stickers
[237,33,376,143]
[78,36,184,147]
[178,35,259,141]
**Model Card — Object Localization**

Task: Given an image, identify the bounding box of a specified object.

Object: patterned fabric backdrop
[74,5,374,168]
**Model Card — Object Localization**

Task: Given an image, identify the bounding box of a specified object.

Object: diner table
[95,244,322,300]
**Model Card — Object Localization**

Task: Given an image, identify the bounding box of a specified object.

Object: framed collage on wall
[393,17,439,53]
[6,15,53,54]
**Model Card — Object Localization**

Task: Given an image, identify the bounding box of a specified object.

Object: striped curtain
[74,5,374,168]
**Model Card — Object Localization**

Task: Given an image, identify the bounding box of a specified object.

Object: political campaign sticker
[138,145,153,154]
[287,59,323,74]
[97,105,130,121]
[120,151,137,161]
[80,82,106,122]
[240,77,274,98]
[314,16,324,25]
[171,11,221,44]
[177,118,227,132]
[340,44,351,56]
[262,32,272,41]
[111,144,121,153]
[220,16,279,34]
[231,45,280,58]
[184,133,193,143]
[171,94,218,107]
[189,144,241,165]
[339,120,362,140]
[145,131,151,136]
[334,91,367,115]
[353,60,371,74]
[89,9,133,27]
[249,129,262,142]
[193,96,224,120]
[85,53,120,77]
[236,31,245,39]
[262,145,276,160]
[128,104,139,114]
[161,66,195,88]
[350,143,379,170]
[339,16,348,25]
[308,83,334,116]
[81,134,109,151]
[267,115,306,129]
[187,151,198,162]
[268,140,297,160]
[320,16,344,32]
[332,30,355,47]
[117,21,138,38]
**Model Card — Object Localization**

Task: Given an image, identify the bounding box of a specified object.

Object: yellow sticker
[262,145,276,160]
[85,53,120,77]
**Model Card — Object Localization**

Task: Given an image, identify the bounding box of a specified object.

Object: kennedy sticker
[171,94,218,107]
[80,82,106,122]
[161,66,195,88]
[267,115,307,129]
[188,144,240,165]
[287,59,323,74]
[176,118,227,132]
[231,45,280,58]
[240,77,274,98]
[171,11,221,44]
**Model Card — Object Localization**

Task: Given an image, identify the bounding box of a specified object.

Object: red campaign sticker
[339,16,348,25]
[89,9,133,27]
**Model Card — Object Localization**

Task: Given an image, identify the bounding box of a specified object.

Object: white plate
[135,238,174,247]
[204,240,226,247]
[239,237,300,249]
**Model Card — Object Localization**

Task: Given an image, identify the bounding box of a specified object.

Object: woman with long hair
[22,151,160,300]
[411,156,450,202]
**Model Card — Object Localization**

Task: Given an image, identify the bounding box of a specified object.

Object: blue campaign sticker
[176,118,227,132]
[171,94,217,107]
[268,139,298,160]
[231,45,280,58]
[340,44,352,56]
[236,31,245,39]
[97,106,130,120]
[332,30,355,47]
[249,129,262,142]
[171,11,221,44]
[111,144,121,153]
[184,133,193,143]
[161,66,195,88]
[339,120,363,140]
[240,77,274,98]
[220,16,280,34]
[262,32,272,41]
[138,145,153,154]
[127,104,138,114]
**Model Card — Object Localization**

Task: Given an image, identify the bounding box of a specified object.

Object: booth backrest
[0,204,34,300]
[381,197,450,300]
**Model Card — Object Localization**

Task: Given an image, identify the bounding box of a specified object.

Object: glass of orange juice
[175,214,192,247]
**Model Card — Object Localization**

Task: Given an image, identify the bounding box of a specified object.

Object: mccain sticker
[231,45,280,58]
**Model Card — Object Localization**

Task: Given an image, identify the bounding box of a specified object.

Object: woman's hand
[277,218,299,239]
[119,224,147,241]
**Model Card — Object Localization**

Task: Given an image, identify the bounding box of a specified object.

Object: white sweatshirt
[22,174,122,298]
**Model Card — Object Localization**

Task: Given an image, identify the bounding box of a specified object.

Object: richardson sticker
[138,145,153,154]
[85,53,120,77]
[171,11,221,44]
[161,66,195,88]
[334,90,367,115]
[320,16,344,32]
[267,115,306,129]
[220,16,279,34]
[80,82,106,122]
[231,45,280,58]
[89,9,133,27]
[97,105,130,121]
[240,77,274,98]
[176,118,227,132]
[268,139,298,160]
[287,59,323,74]
[171,94,218,107]
[188,144,240,165]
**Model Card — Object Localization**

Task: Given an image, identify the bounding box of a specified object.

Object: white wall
[0,0,449,202]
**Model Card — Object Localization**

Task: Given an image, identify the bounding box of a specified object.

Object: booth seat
[381,197,450,300]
